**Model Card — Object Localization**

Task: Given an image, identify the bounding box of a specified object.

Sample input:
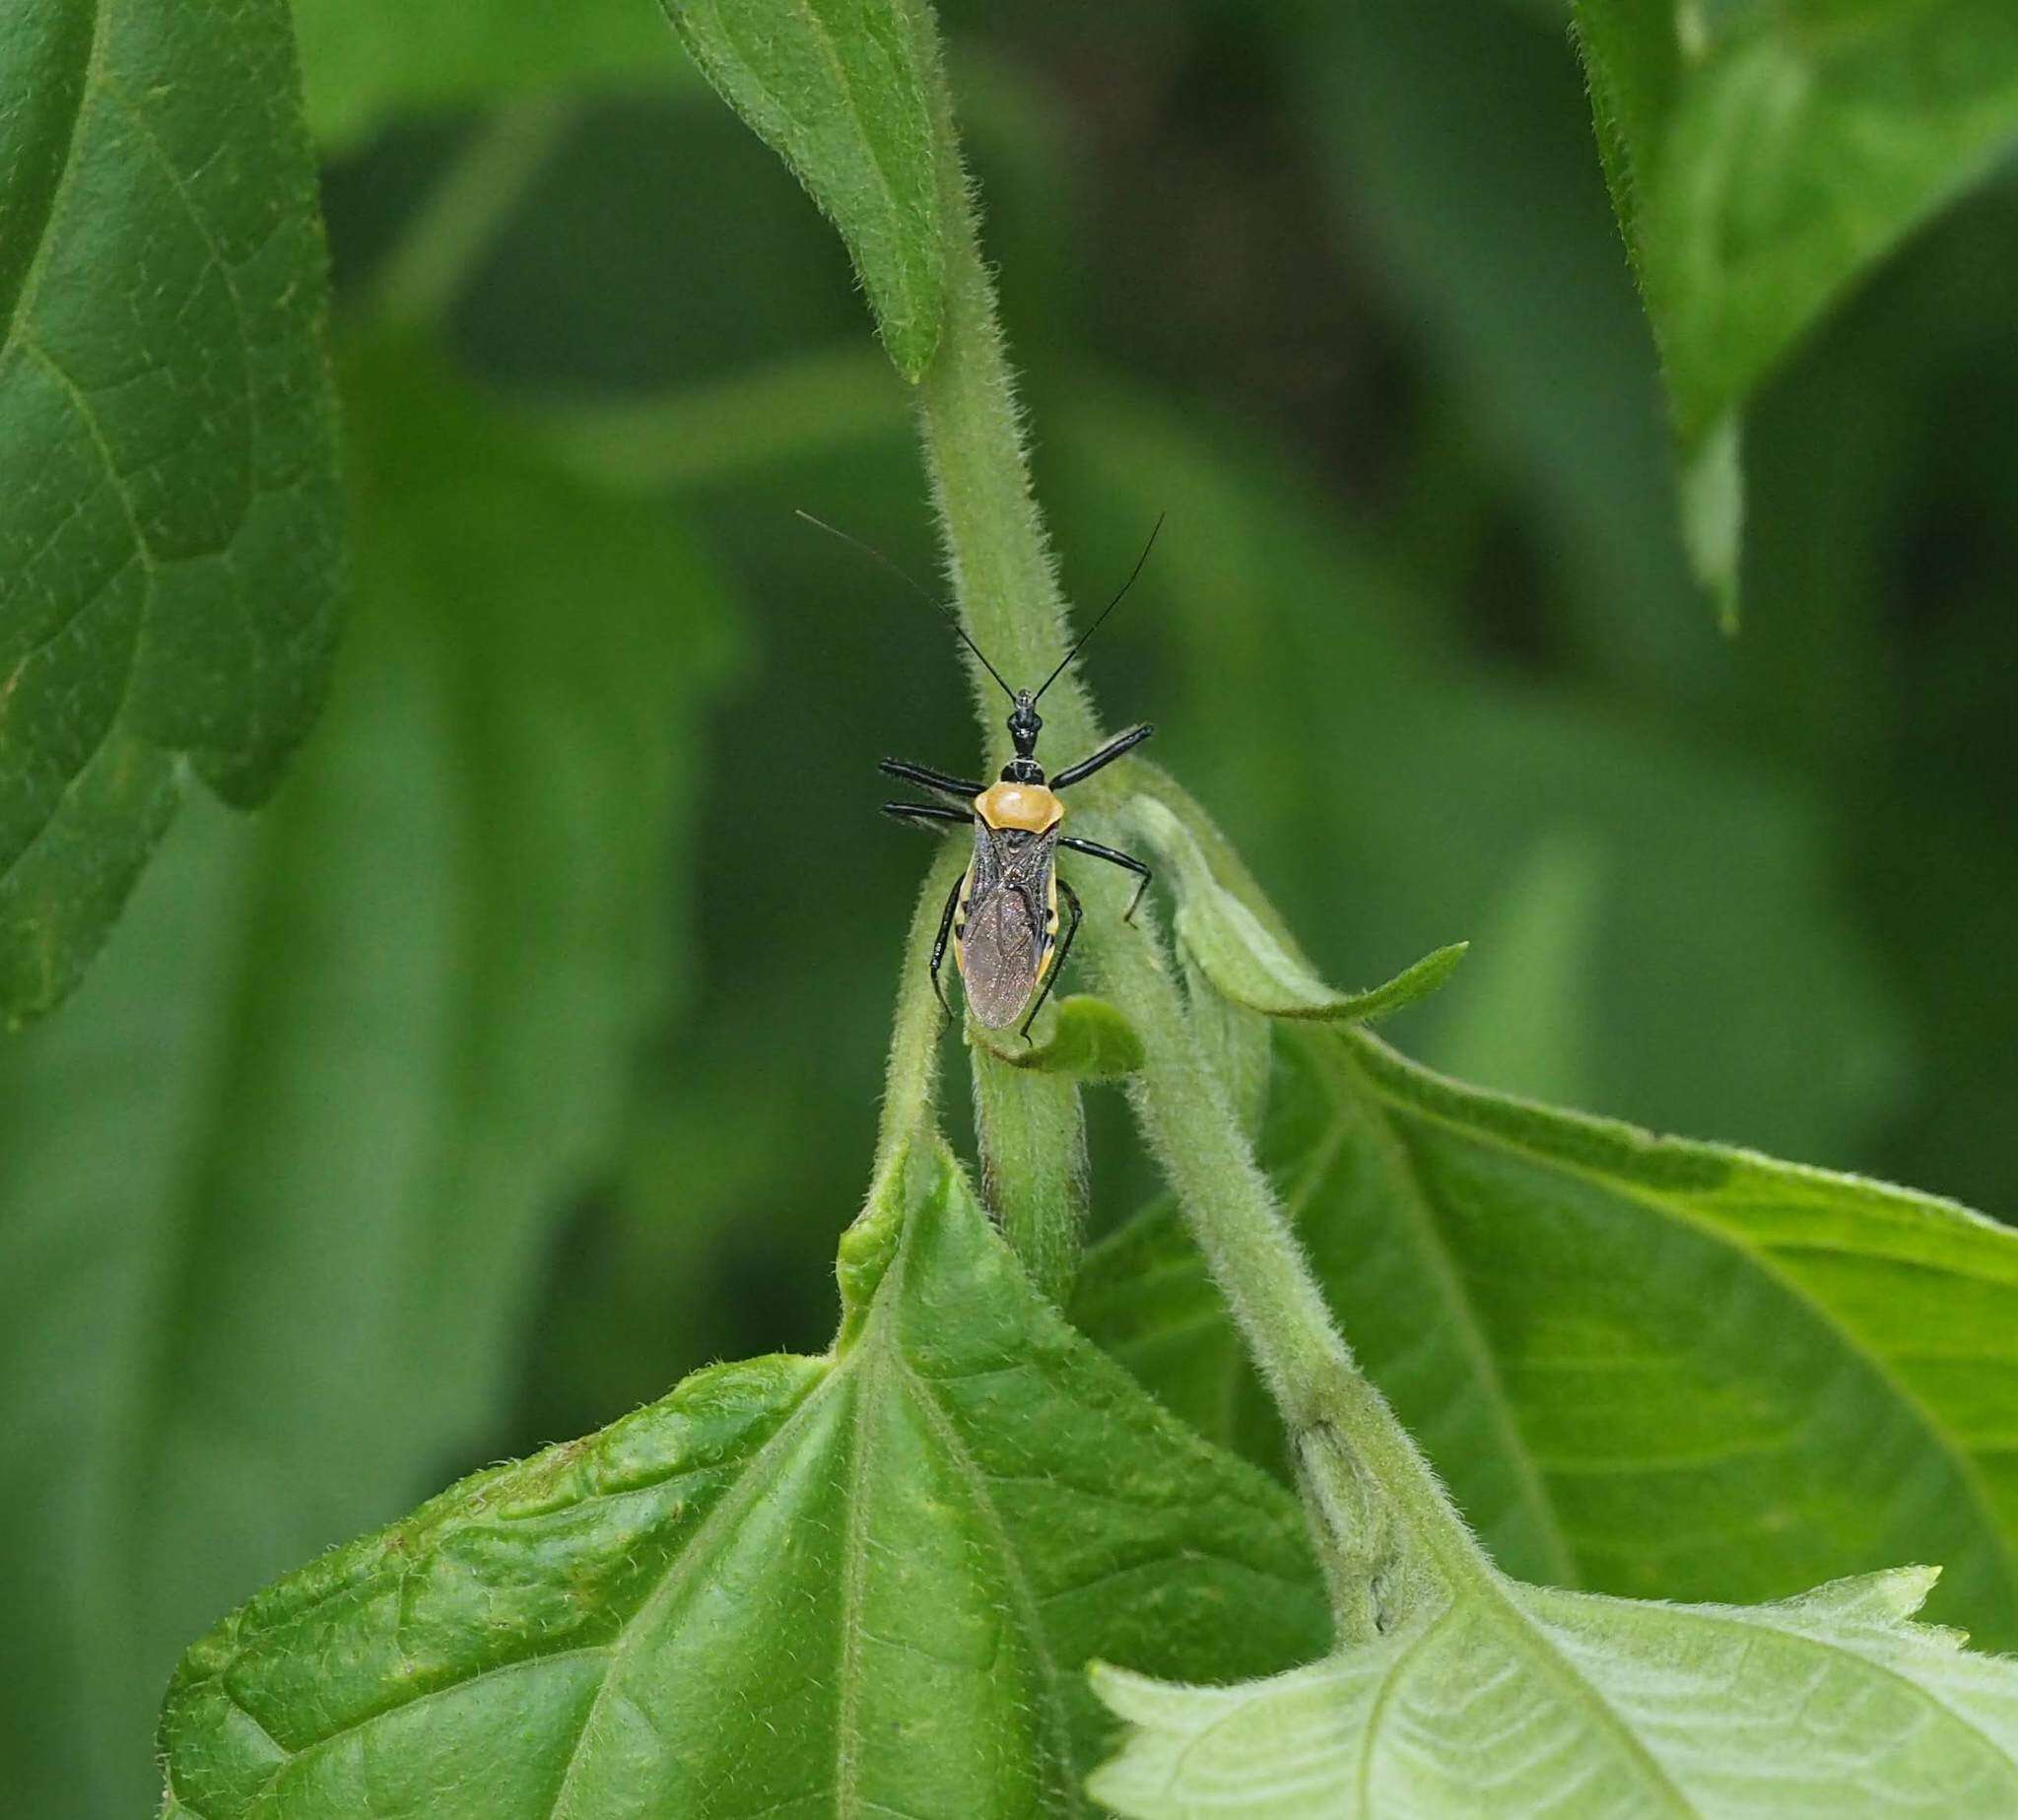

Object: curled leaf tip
[973,994,1145,1078]
[1134,798,1463,1023]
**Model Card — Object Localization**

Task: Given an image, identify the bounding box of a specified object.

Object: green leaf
[292,0,689,150]
[158,1144,1328,1815]
[660,0,946,379]
[1573,0,2018,614]
[1136,794,1465,1022]
[973,991,1145,1078]
[1079,1024,2018,1649]
[1091,1565,2018,1816]
[0,0,343,1023]
[0,342,728,1815]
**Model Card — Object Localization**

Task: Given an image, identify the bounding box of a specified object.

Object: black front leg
[884,800,970,833]
[1022,878,1083,1039]
[1049,722,1155,791]
[881,758,984,801]
[1060,836,1152,921]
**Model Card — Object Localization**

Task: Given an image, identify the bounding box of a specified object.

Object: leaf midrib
[875,1170,1084,1817]
[1467,1579,1699,1817]
[834,1340,880,1817]
[539,1361,849,1817]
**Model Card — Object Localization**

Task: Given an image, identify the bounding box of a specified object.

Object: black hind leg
[928,872,963,1021]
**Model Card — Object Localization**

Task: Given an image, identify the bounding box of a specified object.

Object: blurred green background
[4,0,2016,1810]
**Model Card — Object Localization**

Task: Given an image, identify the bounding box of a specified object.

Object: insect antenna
[795,508,1018,704]
[1032,510,1167,703]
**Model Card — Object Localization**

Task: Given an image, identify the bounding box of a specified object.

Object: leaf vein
[836,1351,875,1818]
[541,1363,846,1817]
[1358,1605,1454,1808]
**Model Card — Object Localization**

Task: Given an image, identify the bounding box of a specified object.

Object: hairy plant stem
[906,35,1096,769]
[1093,931,1474,1637]
[971,1047,1087,1307]
[900,0,1094,1289]
[894,0,1486,1631]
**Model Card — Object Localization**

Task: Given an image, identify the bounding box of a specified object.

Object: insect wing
[959,824,1056,1028]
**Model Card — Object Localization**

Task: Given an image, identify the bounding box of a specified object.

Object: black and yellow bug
[869,522,1163,1038]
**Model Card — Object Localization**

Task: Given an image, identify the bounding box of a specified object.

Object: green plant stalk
[902,3,1097,772]
[895,2,1493,1634]
[971,1043,1088,1306]
[898,0,1102,1294]
[1093,927,1473,1639]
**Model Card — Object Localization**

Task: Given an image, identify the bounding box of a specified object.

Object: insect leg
[880,758,985,800]
[1059,837,1153,921]
[1021,877,1083,1040]
[928,871,964,1022]
[1049,723,1154,790]
[883,800,970,833]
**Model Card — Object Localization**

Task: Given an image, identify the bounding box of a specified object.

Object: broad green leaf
[973,991,1144,1078]
[1079,1024,2018,1650]
[292,0,689,150]
[158,1144,1328,1815]
[0,343,728,1816]
[1133,797,1465,1023]
[660,0,946,379]
[0,0,343,1023]
[1092,1565,2018,1816]
[1572,0,2018,614]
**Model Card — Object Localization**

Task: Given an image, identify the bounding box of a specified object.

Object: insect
[801,512,1162,1038]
